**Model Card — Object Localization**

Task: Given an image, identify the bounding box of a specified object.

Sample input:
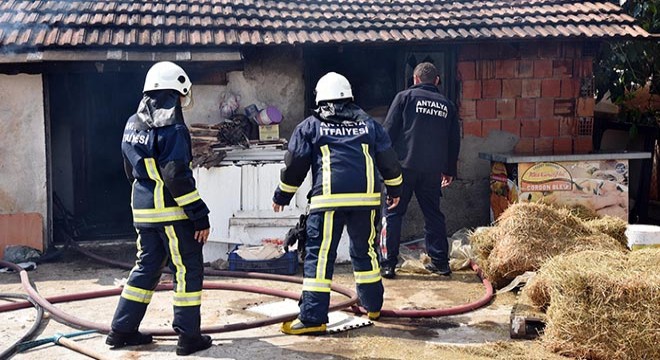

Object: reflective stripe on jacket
[122,114,209,228]
[273,103,402,213]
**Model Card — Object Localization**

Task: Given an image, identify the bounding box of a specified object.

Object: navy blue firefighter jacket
[273,102,402,213]
[121,91,210,230]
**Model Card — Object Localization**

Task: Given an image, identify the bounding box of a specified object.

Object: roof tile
[0,0,651,49]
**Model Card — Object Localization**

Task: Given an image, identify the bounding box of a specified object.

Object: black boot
[106,330,153,348]
[176,334,212,356]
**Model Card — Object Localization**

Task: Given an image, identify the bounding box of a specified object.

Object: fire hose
[0,240,494,347]
[0,259,358,336]
[70,240,494,318]
[0,293,44,359]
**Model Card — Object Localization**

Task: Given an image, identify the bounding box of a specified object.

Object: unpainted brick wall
[457,41,594,154]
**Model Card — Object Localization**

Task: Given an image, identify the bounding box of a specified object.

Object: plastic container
[255,106,282,125]
[228,248,298,275]
[625,224,660,250]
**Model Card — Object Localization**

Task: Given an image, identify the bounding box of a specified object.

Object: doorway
[49,69,143,241]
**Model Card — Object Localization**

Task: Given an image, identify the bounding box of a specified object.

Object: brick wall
[458,42,595,154]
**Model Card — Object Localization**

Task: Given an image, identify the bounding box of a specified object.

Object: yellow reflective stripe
[354,269,382,284]
[384,174,403,186]
[362,144,374,194]
[165,225,186,293]
[174,189,201,206]
[321,145,331,195]
[278,181,299,193]
[367,210,379,271]
[121,285,154,304]
[133,207,188,223]
[316,211,334,280]
[310,193,381,210]
[302,278,332,293]
[173,291,202,307]
[133,207,186,215]
[144,158,164,209]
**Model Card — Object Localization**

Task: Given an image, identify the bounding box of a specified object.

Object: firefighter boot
[281,319,327,335]
[176,334,212,356]
[367,311,381,321]
[105,330,153,348]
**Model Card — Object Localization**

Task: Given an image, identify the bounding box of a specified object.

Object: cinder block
[482,79,502,98]
[482,119,502,137]
[522,79,541,98]
[457,61,476,80]
[516,98,537,118]
[533,59,553,78]
[462,80,482,99]
[502,79,522,98]
[459,99,477,121]
[541,79,561,98]
[536,98,555,118]
[497,99,516,119]
[476,99,497,119]
[540,118,559,137]
[554,136,574,154]
[462,120,482,137]
[495,59,516,79]
[534,137,554,154]
[521,119,540,137]
[514,138,535,154]
[501,119,521,136]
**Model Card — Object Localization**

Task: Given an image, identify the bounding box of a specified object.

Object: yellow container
[259,125,279,141]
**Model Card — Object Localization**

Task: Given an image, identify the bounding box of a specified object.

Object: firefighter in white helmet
[272,72,403,334]
[106,61,212,356]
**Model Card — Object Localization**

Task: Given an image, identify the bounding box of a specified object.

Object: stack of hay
[469,202,628,288]
[523,249,660,360]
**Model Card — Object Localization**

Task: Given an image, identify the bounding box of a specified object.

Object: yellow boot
[367,311,381,321]
[281,319,327,335]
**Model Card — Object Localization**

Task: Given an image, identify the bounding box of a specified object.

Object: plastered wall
[183,48,305,139]
[0,74,47,245]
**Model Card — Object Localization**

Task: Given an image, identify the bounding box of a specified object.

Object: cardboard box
[259,124,279,141]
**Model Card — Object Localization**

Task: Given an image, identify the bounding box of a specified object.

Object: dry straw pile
[523,249,660,360]
[469,202,627,288]
[584,216,629,247]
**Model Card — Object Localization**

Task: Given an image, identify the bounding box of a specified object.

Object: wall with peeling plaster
[183,48,305,139]
[0,74,47,240]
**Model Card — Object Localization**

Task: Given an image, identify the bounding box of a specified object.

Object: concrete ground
[0,241,563,360]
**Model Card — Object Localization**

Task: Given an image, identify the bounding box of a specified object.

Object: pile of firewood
[189,116,254,168]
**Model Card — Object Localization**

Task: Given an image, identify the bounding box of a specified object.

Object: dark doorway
[49,69,143,241]
[304,45,456,122]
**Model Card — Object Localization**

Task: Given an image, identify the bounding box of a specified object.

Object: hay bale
[469,226,496,260]
[486,203,600,288]
[534,249,660,360]
[521,234,625,309]
[585,216,628,248]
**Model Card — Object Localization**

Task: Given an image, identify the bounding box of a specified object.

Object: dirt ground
[0,241,564,360]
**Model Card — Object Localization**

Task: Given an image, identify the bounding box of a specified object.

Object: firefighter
[380,62,461,279]
[272,72,403,335]
[106,61,212,356]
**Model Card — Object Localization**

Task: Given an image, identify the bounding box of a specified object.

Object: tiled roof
[0,0,652,49]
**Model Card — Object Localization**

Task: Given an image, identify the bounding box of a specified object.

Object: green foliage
[594,0,660,124]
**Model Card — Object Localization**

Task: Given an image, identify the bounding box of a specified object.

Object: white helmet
[143,61,192,96]
[315,72,353,105]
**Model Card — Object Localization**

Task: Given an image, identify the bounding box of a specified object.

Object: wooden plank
[0,213,44,259]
